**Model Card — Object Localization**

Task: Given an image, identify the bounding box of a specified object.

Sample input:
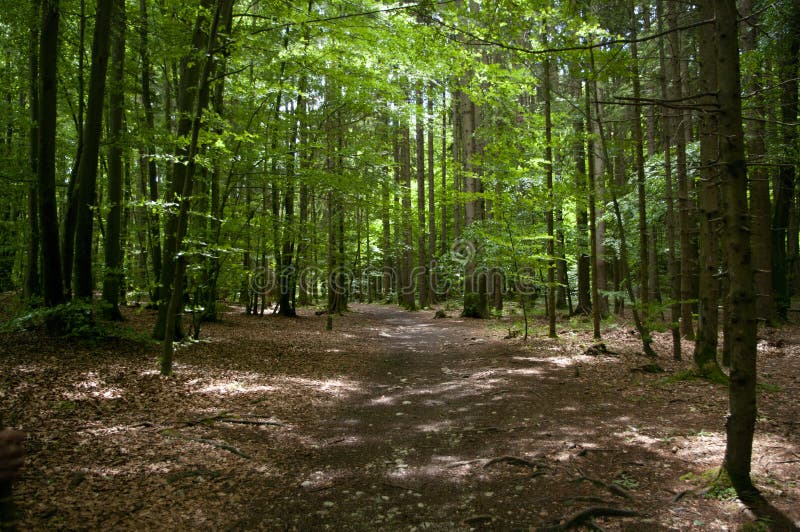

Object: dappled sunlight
[64,371,124,400]
[196,380,275,395]
[280,376,361,396]
[414,420,454,433]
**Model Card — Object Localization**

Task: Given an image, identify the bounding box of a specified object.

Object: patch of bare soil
[1,303,798,530]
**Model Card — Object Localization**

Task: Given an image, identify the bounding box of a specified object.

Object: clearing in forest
[1,304,798,530]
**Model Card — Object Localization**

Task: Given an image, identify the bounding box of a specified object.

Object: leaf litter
[1,303,798,530]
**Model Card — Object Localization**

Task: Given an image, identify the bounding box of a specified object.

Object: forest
[0,0,799,529]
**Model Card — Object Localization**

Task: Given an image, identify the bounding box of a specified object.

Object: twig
[217,418,285,427]
[484,455,542,469]
[571,474,633,500]
[447,459,483,468]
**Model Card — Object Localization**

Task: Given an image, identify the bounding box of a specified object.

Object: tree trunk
[590,51,654,356]
[154,0,216,340]
[415,87,429,308]
[37,0,65,308]
[771,3,800,320]
[738,0,774,325]
[659,0,681,359]
[138,0,161,306]
[278,95,300,317]
[441,90,448,257]
[427,85,437,303]
[668,8,695,339]
[630,6,650,321]
[161,0,225,374]
[73,0,115,301]
[401,115,416,310]
[694,0,727,382]
[25,0,41,301]
[102,0,125,320]
[585,81,601,339]
[714,0,759,502]
[544,55,556,337]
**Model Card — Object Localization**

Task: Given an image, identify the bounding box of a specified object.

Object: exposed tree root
[484,455,542,469]
[160,429,251,458]
[538,507,640,531]
[179,413,285,428]
[571,471,633,499]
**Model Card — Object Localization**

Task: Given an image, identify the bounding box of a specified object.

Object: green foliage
[1,301,154,345]
[657,369,697,385]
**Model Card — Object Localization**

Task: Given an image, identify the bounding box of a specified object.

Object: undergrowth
[1,300,155,346]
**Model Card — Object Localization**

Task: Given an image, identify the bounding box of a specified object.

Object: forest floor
[1,301,799,531]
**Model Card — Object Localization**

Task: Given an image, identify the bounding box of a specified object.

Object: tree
[36,0,65,309]
[160,0,227,373]
[102,0,126,320]
[154,0,219,341]
[712,0,758,501]
[73,0,115,301]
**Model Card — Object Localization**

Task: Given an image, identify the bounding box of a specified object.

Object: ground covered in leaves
[1,302,799,530]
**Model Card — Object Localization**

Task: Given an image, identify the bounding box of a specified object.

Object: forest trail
[2,304,799,530]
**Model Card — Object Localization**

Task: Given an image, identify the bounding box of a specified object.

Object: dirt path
[2,303,799,530]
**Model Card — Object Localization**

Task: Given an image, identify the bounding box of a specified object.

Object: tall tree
[102,0,126,320]
[25,0,41,301]
[73,0,115,300]
[161,0,227,374]
[713,0,759,504]
[37,0,65,309]
[543,53,556,337]
[154,0,218,340]
[694,0,727,382]
[667,6,695,339]
[658,0,681,359]
[740,0,773,325]
[771,1,800,320]
[628,2,649,321]
[416,86,429,308]
[138,0,162,305]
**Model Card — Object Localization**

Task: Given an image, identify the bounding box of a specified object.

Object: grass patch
[680,467,737,501]
[756,380,781,393]
[657,369,697,385]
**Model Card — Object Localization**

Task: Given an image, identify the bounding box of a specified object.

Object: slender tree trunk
[544,56,556,337]
[668,8,695,339]
[102,0,125,319]
[278,94,301,317]
[155,0,217,340]
[25,0,41,301]
[630,9,650,320]
[771,4,800,320]
[585,81,601,339]
[590,51,654,356]
[659,0,681,359]
[441,90,448,257]
[415,87,429,308]
[694,0,727,382]
[139,0,161,305]
[401,114,416,310]
[452,90,462,240]
[73,0,114,301]
[573,102,591,316]
[161,0,225,374]
[427,85,437,303]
